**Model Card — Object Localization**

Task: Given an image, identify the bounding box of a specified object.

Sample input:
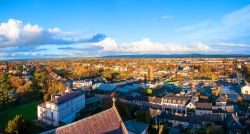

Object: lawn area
[0,100,41,128]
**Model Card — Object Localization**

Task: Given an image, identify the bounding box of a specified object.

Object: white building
[162,93,190,116]
[216,96,227,106]
[241,83,250,95]
[73,80,92,90]
[37,91,85,126]
[186,99,196,109]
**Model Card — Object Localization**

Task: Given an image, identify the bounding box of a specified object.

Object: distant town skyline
[1,0,250,59]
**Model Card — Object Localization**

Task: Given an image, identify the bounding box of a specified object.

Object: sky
[1,0,250,59]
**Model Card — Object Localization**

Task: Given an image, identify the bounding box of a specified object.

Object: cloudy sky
[1,0,250,59]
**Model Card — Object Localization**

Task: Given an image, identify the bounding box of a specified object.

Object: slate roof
[96,83,116,91]
[160,113,222,125]
[85,96,102,105]
[53,107,127,134]
[225,114,243,129]
[50,91,83,105]
[124,120,148,134]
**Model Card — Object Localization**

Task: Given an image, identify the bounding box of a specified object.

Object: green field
[0,100,41,129]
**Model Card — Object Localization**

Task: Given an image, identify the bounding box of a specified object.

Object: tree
[44,80,66,100]
[9,76,24,90]
[5,115,37,134]
[0,74,15,108]
[34,71,47,91]
[147,89,153,95]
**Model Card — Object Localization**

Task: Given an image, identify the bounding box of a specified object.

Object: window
[51,112,53,119]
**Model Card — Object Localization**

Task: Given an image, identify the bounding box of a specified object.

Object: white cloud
[92,37,119,51]
[92,38,215,54]
[0,19,105,48]
[215,42,250,47]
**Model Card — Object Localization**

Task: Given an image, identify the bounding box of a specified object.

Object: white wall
[38,93,85,126]
[241,85,250,95]
[195,110,212,115]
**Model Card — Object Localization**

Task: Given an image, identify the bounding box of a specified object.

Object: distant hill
[102,54,250,58]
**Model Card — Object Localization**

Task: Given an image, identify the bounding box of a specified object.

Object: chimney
[55,94,61,99]
[51,94,54,100]
[61,91,65,96]
[66,86,72,93]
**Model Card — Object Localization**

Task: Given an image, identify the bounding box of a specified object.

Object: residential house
[195,103,213,115]
[37,91,85,126]
[72,80,92,91]
[216,96,227,106]
[241,82,250,95]
[162,93,191,116]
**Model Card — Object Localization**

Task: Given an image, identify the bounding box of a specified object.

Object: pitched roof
[124,120,148,134]
[196,103,212,109]
[225,114,242,129]
[153,97,162,104]
[47,98,128,134]
[216,96,227,102]
[50,91,83,105]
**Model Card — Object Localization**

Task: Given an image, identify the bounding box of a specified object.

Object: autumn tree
[44,80,66,100]
[9,76,24,91]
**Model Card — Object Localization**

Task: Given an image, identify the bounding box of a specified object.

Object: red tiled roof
[153,97,162,104]
[54,108,127,134]
[196,103,212,109]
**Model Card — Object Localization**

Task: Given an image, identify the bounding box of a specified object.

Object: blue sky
[1,0,250,59]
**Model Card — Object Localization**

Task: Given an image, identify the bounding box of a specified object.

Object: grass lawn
[0,100,41,128]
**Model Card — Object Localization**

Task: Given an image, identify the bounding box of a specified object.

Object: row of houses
[119,93,236,115]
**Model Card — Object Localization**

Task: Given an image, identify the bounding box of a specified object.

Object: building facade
[38,91,85,126]
[73,80,92,90]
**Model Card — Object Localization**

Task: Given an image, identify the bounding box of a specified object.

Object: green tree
[0,74,15,108]
[5,115,37,134]
[34,71,47,91]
